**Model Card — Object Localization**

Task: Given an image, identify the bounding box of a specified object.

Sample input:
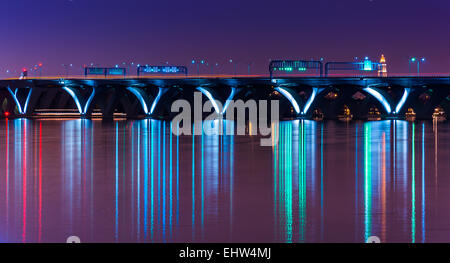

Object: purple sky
[1,0,450,77]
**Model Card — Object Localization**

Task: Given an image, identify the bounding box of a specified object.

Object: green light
[411,57,416,62]
[364,123,372,241]
[286,124,293,243]
[276,66,306,72]
[299,120,306,242]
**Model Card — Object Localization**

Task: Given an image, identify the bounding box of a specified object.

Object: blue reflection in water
[0,119,444,242]
[354,123,358,241]
[364,122,372,241]
[411,122,416,243]
[109,119,235,242]
[274,120,315,243]
[422,123,426,243]
[272,120,427,243]
[115,122,119,241]
[191,123,195,239]
[320,123,324,241]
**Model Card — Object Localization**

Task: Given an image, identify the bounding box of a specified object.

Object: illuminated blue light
[139,66,185,74]
[150,88,163,114]
[62,87,83,114]
[222,87,237,114]
[108,68,126,75]
[394,88,410,114]
[7,87,23,113]
[115,122,119,241]
[22,89,32,114]
[84,88,96,114]
[62,87,95,115]
[126,87,149,114]
[275,87,300,114]
[7,87,32,114]
[197,87,221,114]
[363,58,373,71]
[302,87,318,114]
[363,87,392,114]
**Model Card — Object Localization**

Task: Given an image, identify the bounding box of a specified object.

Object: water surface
[0,119,449,243]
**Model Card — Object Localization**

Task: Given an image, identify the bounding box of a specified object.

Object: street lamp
[211,62,219,75]
[192,59,206,75]
[247,62,253,75]
[229,59,237,76]
[38,62,43,77]
[62,64,73,78]
[192,59,199,75]
[409,57,426,76]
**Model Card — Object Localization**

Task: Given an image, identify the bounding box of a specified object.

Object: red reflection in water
[22,120,27,243]
[0,120,448,243]
[38,122,42,242]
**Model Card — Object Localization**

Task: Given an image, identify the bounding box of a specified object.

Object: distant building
[378,54,387,77]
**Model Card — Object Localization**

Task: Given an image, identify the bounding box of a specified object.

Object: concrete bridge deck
[1,76,449,120]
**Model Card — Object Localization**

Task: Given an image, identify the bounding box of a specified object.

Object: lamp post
[62,64,73,78]
[418,57,425,76]
[192,59,203,76]
[38,63,43,77]
[409,57,416,75]
[211,62,219,75]
[247,62,253,75]
[121,62,130,77]
[409,57,426,76]
[229,59,237,76]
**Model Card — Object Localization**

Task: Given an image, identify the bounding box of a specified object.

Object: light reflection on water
[0,119,449,243]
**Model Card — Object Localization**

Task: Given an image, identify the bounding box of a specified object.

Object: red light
[4,112,10,117]
[38,63,43,67]
[22,68,27,72]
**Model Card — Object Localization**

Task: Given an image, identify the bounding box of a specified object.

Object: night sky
[1,0,450,77]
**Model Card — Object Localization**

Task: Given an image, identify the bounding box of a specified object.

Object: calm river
[0,119,449,243]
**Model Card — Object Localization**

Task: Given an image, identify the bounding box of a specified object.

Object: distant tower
[379,54,387,77]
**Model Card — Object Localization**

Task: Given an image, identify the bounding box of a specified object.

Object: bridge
[0,76,449,120]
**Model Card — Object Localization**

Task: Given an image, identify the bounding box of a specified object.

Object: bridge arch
[126,87,151,114]
[6,86,33,115]
[275,86,325,116]
[363,86,412,115]
[362,87,392,114]
[196,87,222,114]
[308,86,393,118]
[62,86,96,115]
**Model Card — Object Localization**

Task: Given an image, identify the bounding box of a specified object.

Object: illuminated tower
[378,54,387,77]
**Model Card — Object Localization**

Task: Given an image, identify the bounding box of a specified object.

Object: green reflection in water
[364,123,372,240]
[299,120,306,242]
[274,121,308,243]
[284,123,293,242]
